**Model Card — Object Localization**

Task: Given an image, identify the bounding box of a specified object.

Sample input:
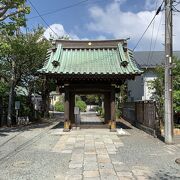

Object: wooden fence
[0,97,7,127]
[121,101,160,137]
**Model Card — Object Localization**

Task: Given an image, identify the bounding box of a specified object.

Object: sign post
[15,101,20,122]
[74,107,80,127]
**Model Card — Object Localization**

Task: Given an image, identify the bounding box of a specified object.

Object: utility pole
[164,0,173,144]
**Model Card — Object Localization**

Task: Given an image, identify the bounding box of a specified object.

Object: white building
[127,51,180,102]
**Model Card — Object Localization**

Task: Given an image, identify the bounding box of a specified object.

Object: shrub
[116,108,121,119]
[94,106,101,112]
[76,100,87,112]
[100,108,104,118]
[54,102,64,112]
[16,95,31,117]
[95,106,104,117]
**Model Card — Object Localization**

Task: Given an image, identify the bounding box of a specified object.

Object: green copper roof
[39,40,142,76]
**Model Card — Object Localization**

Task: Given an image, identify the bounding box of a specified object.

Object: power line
[150,12,163,65]
[173,0,180,6]
[172,5,180,12]
[132,0,164,51]
[146,1,159,67]
[28,0,104,20]
[28,0,89,20]
[27,0,59,38]
[146,1,165,67]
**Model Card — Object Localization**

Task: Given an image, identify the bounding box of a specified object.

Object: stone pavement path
[80,113,103,123]
[0,118,179,180]
[53,129,154,180]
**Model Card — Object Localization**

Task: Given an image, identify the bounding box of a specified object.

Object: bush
[76,100,87,112]
[116,108,121,119]
[100,108,104,118]
[54,102,64,112]
[95,106,104,117]
[16,95,31,117]
[94,106,101,112]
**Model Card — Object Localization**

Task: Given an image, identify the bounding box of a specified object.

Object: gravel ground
[0,121,70,180]
[0,117,179,180]
[113,127,180,179]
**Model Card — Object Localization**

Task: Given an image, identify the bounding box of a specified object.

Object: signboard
[15,101,20,110]
[74,107,80,115]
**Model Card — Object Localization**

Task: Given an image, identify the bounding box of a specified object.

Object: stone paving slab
[52,129,122,179]
[50,126,180,180]
[0,118,180,180]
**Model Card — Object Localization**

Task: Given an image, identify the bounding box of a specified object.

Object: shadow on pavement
[116,121,132,129]
[0,122,53,136]
[0,133,8,137]
[50,120,133,130]
[51,122,64,129]
[80,122,104,125]
[152,170,180,179]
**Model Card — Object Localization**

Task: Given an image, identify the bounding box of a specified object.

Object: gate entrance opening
[75,94,104,125]
[38,39,142,131]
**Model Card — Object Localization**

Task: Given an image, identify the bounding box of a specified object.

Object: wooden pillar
[69,92,75,124]
[64,86,70,131]
[104,93,111,124]
[110,87,116,132]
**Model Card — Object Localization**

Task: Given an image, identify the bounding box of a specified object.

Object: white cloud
[96,35,107,40]
[44,24,66,39]
[86,1,180,51]
[44,23,79,40]
[69,32,79,40]
[144,0,162,10]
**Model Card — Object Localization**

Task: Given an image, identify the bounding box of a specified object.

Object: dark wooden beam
[69,92,75,124]
[110,87,116,121]
[64,86,70,121]
[48,74,137,85]
[104,93,111,124]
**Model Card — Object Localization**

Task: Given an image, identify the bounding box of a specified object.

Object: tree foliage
[150,56,180,123]
[0,27,50,89]
[0,0,30,34]
[76,100,87,112]
[0,27,51,121]
[172,56,180,113]
[150,66,164,122]
[0,80,9,96]
[86,95,99,105]
[54,101,64,112]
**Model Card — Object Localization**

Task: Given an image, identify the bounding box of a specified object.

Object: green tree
[54,101,64,112]
[86,95,98,109]
[172,56,180,114]
[0,0,30,34]
[76,100,87,112]
[0,80,8,96]
[0,27,50,124]
[150,56,180,126]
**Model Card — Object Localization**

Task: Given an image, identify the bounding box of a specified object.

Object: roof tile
[38,41,142,75]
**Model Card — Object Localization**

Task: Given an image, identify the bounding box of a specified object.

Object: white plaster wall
[127,69,157,101]
[127,75,144,101]
[143,70,157,100]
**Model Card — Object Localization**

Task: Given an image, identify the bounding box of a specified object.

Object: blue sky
[26,0,180,50]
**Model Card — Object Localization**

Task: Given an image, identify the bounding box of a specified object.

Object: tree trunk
[41,77,49,118]
[0,96,2,127]
[7,60,16,126]
[27,91,34,121]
